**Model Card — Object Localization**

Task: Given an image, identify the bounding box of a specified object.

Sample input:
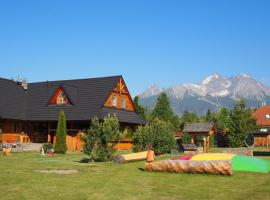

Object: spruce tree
[217,107,230,131]
[225,99,257,147]
[133,96,146,117]
[152,92,180,129]
[205,109,212,122]
[152,92,174,121]
[54,110,67,154]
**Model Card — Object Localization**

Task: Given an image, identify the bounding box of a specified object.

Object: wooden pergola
[183,122,216,153]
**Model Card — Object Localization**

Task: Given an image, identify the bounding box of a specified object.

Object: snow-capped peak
[138,73,270,100]
[237,73,251,79]
[139,84,163,98]
[201,72,221,85]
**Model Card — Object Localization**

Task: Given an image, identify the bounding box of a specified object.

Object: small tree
[54,111,67,154]
[97,114,120,161]
[82,114,120,162]
[81,116,101,162]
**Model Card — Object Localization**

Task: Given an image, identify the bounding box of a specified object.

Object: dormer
[49,87,71,106]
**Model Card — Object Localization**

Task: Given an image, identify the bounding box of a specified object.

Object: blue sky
[1,0,270,95]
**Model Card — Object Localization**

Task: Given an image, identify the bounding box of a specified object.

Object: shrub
[133,118,175,155]
[54,111,67,154]
[41,143,53,154]
[181,132,191,144]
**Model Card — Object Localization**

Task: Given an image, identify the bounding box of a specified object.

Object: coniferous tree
[152,92,174,121]
[205,109,212,122]
[217,107,230,131]
[180,111,202,130]
[82,114,120,162]
[54,111,67,154]
[225,99,257,147]
[133,96,146,118]
[152,92,180,129]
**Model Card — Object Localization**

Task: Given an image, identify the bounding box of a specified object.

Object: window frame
[121,98,126,109]
[112,95,117,107]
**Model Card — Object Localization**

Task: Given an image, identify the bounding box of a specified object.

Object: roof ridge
[26,75,122,84]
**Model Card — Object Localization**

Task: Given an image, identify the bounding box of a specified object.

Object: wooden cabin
[252,106,270,147]
[0,75,145,151]
[183,123,216,153]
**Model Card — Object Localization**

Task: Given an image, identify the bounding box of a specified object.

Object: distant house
[174,131,183,139]
[0,75,145,151]
[183,122,215,153]
[252,106,270,147]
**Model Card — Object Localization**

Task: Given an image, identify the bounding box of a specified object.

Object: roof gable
[49,87,72,105]
[103,78,136,112]
[253,106,270,126]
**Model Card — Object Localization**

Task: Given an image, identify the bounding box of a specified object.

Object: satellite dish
[245,134,255,147]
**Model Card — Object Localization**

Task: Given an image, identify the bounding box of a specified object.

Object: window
[121,98,126,109]
[266,114,270,119]
[49,87,71,106]
[56,91,68,105]
[112,96,117,107]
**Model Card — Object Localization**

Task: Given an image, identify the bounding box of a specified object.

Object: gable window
[49,87,71,106]
[266,114,270,119]
[57,91,68,105]
[121,98,126,109]
[112,96,117,107]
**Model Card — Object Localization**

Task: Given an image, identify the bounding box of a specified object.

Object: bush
[54,111,67,154]
[41,143,53,153]
[133,118,175,155]
[181,132,191,144]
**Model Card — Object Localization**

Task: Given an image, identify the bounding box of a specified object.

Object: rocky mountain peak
[201,72,222,85]
[138,73,270,115]
[139,84,163,98]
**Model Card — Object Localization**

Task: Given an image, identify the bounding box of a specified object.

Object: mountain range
[138,73,270,116]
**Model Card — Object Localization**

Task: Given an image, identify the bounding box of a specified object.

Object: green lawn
[0,152,269,200]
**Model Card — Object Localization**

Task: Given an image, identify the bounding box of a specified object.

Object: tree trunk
[144,160,232,175]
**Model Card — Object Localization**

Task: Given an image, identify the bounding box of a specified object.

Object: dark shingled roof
[183,122,214,132]
[250,129,270,136]
[0,76,146,125]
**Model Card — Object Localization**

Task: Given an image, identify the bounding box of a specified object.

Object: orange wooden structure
[0,132,30,143]
[111,139,133,150]
[49,131,83,152]
[254,134,270,147]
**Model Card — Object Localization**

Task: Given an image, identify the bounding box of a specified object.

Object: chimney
[21,79,28,90]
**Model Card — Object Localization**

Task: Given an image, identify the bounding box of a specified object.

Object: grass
[0,151,270,200]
